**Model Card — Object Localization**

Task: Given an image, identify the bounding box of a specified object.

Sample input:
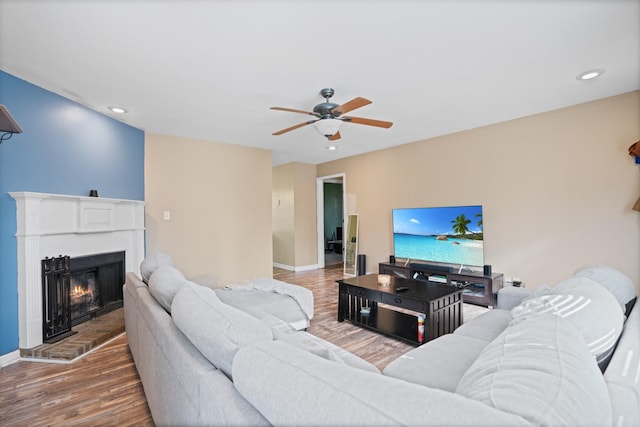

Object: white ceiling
[1,0,638,166]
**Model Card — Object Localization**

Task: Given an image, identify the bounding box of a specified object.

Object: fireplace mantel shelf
[10,192,145,237]
[10,191,143,203]
[10,191,145,349]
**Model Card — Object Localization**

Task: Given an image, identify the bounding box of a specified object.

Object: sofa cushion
[383,334,488,392]
[453,309,512,342]
[260,314,297,338]
[277,331,380,373]
[496,286,535,310]
[215,288,310,330]
[228,277,314,320]
[140,252,173,284]
[148,266,186,313]
[573,265,637,316]
[604,303,640,424]
[456,313,612,426]
[607,383,640,427]
[172,281,273,378]
[511,276,623,366]
[233,340,531,426]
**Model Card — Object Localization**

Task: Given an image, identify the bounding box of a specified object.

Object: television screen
[392,205,484,267]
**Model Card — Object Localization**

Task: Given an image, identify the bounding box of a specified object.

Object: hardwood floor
[275,265,416,369]
[0,334,153,426]
[0,264,487,426]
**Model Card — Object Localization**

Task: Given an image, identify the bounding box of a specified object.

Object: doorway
[316,173,345,268]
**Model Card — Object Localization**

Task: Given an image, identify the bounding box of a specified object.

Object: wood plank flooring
[276,265,417,369]
[0,334,152,426]
[0,264,487,426]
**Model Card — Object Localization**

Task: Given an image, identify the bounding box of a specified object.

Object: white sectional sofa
[125,255,639,426]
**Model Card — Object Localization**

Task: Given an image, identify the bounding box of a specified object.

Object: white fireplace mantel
[10,192,145,349]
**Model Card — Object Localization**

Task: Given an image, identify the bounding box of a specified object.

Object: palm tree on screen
[451,215,471,236]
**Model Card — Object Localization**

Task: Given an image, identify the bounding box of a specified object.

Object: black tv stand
[409,262,452,273]
[379,262,503,308]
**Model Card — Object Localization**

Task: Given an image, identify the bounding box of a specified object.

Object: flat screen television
[392,205,484,267]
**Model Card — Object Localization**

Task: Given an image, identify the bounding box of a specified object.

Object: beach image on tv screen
[393,205,484,266]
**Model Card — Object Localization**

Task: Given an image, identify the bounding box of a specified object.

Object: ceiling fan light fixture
[270,89,392,139]
[313,119,341,137]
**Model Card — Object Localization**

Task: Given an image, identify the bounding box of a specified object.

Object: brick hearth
[20,308,124,362]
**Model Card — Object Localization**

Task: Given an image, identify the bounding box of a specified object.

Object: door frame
[316,173,346,268]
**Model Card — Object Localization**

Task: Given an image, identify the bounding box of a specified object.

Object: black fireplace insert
[42,251,125,343]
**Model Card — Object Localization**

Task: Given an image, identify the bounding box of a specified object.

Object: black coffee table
[337,274,463,345]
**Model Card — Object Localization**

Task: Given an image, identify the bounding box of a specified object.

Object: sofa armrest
[497,286,533,310]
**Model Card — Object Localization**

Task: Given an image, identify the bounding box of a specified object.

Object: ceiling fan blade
[328,131,341,141]
[271,106,319,117]
[342,116,393,129]
[272,120,317,136]
[331,97,372,115]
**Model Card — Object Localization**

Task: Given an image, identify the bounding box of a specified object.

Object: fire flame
[71,285,92,299]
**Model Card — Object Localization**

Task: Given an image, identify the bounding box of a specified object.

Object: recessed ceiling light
[576,69,605,81]
[327,145,338,151]
[108,106,128,114]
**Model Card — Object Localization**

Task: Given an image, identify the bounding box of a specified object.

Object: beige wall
[272,163,295,266]
[145,133,273,285]
[272,162,318,269]
[317,91,640,290]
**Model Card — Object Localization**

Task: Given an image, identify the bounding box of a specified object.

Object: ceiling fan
[271,88,393,141]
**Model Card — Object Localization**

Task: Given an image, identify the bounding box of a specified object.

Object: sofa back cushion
[511,276,623,367]
[604,302,640,424]
[277,331,380,373]
[573,265,637,316]
[148,265,186,313]
[140,252,173,283]
[456,312,612,426]
[171,281,272,378]
[233,340,531,426]
[383,334,489,392]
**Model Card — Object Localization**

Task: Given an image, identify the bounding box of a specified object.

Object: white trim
[0,349,20,368]
[294,264,319,272]
[9,192,145,349]
[316,173,346,269]
[273,262,319,272]
[316,178,325,269]
[273,262,295,271]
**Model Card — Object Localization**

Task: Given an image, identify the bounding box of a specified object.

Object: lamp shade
[313,119,341,137]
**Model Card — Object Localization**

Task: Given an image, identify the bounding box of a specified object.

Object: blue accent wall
[0,71,144,356]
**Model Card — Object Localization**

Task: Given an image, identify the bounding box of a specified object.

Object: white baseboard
[273,262,294,271]
[273,262,319,272]
[294,264,319,272]
[0,349,20,368]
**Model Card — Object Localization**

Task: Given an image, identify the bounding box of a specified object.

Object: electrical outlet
[163,210,171,221]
